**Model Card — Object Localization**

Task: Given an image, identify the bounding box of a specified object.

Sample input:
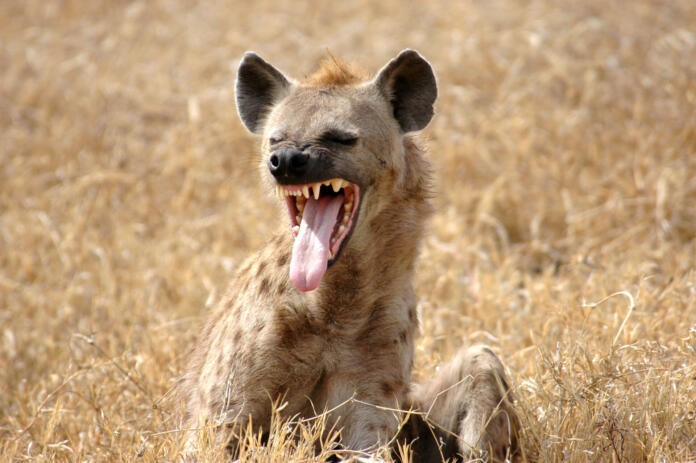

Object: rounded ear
[235,52,292,134]
[373,49,437,133]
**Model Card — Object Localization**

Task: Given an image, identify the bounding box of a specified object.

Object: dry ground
[1,0,695,461]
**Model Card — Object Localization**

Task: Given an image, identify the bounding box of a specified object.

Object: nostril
[269,149,308,178]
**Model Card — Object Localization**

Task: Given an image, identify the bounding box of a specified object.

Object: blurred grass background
[1,0,695,461]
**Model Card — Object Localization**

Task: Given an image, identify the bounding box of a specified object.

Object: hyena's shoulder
[214,232,293,303]
[185,233,293,368]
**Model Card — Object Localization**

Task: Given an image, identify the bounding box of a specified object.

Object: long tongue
[290,194,343,292]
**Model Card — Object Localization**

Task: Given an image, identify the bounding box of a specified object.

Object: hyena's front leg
[409,345,517,462]
[320,370,406,454]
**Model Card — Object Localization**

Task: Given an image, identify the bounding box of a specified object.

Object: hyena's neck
[311,137,433,316]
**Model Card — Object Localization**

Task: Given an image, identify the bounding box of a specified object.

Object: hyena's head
[236,49,437,292]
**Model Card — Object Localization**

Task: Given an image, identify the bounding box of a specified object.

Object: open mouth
[275,179,360,292]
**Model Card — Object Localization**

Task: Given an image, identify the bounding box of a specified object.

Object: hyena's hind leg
[407,345,518,462]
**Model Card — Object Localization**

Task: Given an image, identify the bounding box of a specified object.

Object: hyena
[180,50,516,461]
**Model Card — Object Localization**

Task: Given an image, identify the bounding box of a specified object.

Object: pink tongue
[290,194,343,292]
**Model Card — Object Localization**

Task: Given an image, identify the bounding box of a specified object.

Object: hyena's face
[236,50,436,292]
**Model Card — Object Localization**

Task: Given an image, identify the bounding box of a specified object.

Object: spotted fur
[179,50,517,462]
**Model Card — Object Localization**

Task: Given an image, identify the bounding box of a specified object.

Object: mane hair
[303,53,368,87]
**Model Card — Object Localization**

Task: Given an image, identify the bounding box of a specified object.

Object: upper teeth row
[275,179,348,200]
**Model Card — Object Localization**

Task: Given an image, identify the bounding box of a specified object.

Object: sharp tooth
[292,225,300,237]
[297,200,305,212]
[296,214,301,223]
[276,185,282,198]
[313,183,321,200]
[331,179,342,192]
[302,186,309,198]
[342,214,349,225]
[337,224,345,236]
[344,201,353,212]
[323,180,331,186]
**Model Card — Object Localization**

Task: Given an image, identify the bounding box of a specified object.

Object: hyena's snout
[268,148,310,181]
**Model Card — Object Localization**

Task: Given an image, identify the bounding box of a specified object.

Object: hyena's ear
[236,52,292,134]
[373,49,437,133]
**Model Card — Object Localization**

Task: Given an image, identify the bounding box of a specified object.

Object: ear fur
[373,49,437,132]
[235,52,291,134]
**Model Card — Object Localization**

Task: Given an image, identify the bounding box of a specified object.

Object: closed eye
[268,131,286,146]
[321,131,358,147]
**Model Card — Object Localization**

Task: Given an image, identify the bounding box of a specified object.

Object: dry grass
[1,0,695,461]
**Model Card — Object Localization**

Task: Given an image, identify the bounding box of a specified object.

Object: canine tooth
[331,179,344,192]
[313,183,321,200]
[302,186,309,198]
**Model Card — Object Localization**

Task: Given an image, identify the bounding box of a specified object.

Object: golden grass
[1,0,695,461]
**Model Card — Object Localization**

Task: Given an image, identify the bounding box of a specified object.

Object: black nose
[269,149,310,179]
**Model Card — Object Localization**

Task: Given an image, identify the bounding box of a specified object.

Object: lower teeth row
[294,209,351,232]
[294,192,354,227]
